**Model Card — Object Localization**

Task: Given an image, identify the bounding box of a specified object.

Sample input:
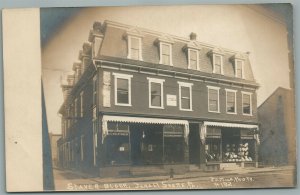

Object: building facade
[49,133,61,167]
[258,87,296,166]
[57,21,260,176]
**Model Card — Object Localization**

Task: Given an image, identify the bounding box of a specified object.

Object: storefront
[200,121,259,167]
[101,115,189,166]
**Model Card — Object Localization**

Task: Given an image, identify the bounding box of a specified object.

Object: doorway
[130,124,163,165]
[189,123,200,164]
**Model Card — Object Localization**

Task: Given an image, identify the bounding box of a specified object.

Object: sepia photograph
[2,3,297,192]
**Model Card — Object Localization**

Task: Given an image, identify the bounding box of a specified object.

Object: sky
[41,5,292,134]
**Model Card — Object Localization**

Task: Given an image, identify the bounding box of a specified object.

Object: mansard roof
[94,20,257,83]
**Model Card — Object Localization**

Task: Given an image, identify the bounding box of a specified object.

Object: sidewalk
[55,165,295,184]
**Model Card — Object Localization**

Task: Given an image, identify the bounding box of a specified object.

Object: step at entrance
[220,163,241,170]
[130,166,167,177]
[189,164,200,171]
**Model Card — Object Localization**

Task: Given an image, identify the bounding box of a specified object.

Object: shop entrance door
[222,128,240,162]
[130,124,143,165]
[189,123,200,164]
[130,124,163,165]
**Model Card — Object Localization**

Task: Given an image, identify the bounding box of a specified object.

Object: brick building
[57,20,260,176]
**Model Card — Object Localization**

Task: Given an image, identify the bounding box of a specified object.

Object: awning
[203,121,258,129]
[102,115,189,143]
[200,121,260,145]
[102,115,189,125]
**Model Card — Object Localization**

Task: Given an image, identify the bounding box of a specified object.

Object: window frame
[147,77,165,109]
[242,91,253,116]
[235,59,244,79]
[92,76,97,106]
[80,135,84,161]
[188,48,200,70]
[113,73,133,107]
[178,81,193,111]
[213,54,224,75]
[80,91,84,117]
[74,98,78,117]
[127,36,143,61]
[225,89,237,114]
[159,42,173,66]
[207,86,220,113]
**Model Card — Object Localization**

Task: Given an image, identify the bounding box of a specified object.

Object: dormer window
[231,53,246,79]
[127,36,142,60]
[124,28,144,61]
[184,32,201,70]
[160,43,172,65]
[187,49,199,70]
[235,59,244,78]
[155,35,174,66]
[208,47,224,75]
[213,54,223,74]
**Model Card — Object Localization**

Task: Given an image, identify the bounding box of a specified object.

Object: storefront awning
[203,121,258,129]
[102,115,189,125]
[102,115,189,143]
[200,121,260,145]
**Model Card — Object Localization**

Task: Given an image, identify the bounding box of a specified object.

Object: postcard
[3,4,296,192]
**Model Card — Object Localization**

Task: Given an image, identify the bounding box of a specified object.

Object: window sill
[115,103,132,107]
[226,112,237,115]
[242,113,253,116]
[180,108,193,112]
[208,110,220,113]
[149,106,165,109]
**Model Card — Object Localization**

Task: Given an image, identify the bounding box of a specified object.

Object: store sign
[108,130,129,136]
[166,94,177,106]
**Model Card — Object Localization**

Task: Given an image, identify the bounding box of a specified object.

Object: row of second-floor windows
[113,73,253,115]
[126,36,245,79]
[66,91,84,120]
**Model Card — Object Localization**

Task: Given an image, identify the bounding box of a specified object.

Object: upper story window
[188,49,199,70]
[242,92,252,115]
[113,73,133,106]
[178,81,193,111]
[231,53,246,79]
[213,54,223,74]
[74,98,78,117]
[155,36,174,66]
[80,91,84,117]
[147,77,165,109]
[235,59,244,78]
[127,36,143,60]
[209,47,224,75]
[92,76,97,106]
[207,86,220,113]
[124,28,144,61]
[225,89,237,114]
[160,43,172,65]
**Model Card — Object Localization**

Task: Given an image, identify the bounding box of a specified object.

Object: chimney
[88,21,104,57]
[67,75,75,86]
[78,43,92,71]
[72,62,82,83]
[61,85,72,101]
[190,32,197,40]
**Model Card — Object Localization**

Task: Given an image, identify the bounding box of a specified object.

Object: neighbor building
[258,87,296,166]
[57,20,260,176]
[49,133,61,167]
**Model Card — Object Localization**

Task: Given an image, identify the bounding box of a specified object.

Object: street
[53,166,296,191]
